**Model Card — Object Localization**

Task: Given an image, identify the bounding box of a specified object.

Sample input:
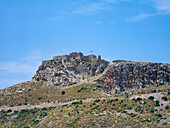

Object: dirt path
[0,98,98,111]
[0,97,117,112]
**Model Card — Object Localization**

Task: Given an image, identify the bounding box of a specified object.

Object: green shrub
[148,96,154,100]
[150,109,154,113]
[20,109,29,114]
[112,104,115,106]
[75,105,79,108]
[92,102,96,105]
[155,113,162,117]
[136,97,142,101]
[115,98,118,101]
[107,99,114,104]
[72,101,83,105]
[127,106,132,110]
[61,91,65,95]
[162,96,168,101]
[62,104,68,107]
[94,99,100,103]
[38,97,42,100]
[42,107,47,111]
[7,109,12,113]
[155,100,160,106]
[77,87,86,92]
[91,105,100,110]
[34,119,39,124]
[165,105,169,109]
[40,112,47,117]
[14,110,19,114]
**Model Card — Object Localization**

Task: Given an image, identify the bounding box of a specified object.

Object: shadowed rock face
[96,62,170,94]
[32,52,109,86]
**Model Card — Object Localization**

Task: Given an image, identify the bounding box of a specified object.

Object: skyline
[0,0,170,89]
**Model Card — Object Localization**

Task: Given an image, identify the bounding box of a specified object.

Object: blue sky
[0,0,170,89]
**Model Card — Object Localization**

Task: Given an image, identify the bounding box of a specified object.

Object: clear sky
[0,0,170,89]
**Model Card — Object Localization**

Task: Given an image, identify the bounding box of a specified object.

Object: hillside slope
[0,52,170,128]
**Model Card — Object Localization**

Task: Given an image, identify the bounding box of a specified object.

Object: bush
[62,104,68,107]
[155,100,160,106]
[14,110,19,114]
[38,97,42,100]
[127,106,132,110]
[7,109,12,113]
[72,101,83,105]
[61,91,65,95]
[91,105,100,110]
[112,104,115,106]
[40,112,47,117]
[148,96,154,100]
[94,99,100,103]
[150,109,154,113]
[42,107,47,111]
[77,87,86,92]
[165,105,169,109]
[107,99,114,104]
[155,113,162,117]
[34,119,39,124]
[20,109,29,114]
[162,96,168,101]
[136,97,142,101]
[92,103,96,105]
[115,98,118,101]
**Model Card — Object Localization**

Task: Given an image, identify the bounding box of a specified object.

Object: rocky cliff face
[32,52,109,86]
[33,52,170,94]
[96,61,170,94]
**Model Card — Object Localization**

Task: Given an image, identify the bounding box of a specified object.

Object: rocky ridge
[96,61,170,94]
[33,52,170,94]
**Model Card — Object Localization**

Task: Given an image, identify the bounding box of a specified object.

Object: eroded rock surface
[33,52,170,94]
[32,52,109,86]
[96,61,170,94]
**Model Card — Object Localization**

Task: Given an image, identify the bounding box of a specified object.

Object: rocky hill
[33,52,170,94]
[32,52,109,86]
[0,52,170,128]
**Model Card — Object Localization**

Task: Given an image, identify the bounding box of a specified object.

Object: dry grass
[0,81,105,107]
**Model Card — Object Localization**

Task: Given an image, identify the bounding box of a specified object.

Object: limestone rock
[32,52,109,86]
[96,61,170,94]
[32,52,170,94]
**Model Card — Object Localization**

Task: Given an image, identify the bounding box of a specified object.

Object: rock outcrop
[32,52,109,86]
[96,61,170,94]
[33,52,170,94]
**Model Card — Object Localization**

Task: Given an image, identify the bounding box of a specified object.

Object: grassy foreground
[0,81,105,107]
